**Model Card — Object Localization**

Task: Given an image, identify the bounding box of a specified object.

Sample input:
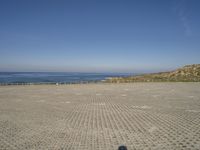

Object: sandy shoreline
[0,83,200,149]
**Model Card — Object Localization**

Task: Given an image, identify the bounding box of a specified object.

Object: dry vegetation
[106,64,200,83]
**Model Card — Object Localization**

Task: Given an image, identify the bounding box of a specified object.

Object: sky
[0,0,200,73]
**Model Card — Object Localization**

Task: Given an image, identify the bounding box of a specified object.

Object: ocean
[0,72,131,84]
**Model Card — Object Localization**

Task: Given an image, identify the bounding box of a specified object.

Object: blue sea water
[0,72,131,84]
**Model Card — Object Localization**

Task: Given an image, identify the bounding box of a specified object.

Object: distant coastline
[0,72,131,85]
[106,64,200,83]
[1,64,200,86]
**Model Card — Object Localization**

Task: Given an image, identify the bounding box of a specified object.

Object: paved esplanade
[0,83,200,150]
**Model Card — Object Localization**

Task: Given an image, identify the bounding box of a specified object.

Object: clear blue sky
[0,0,200,73]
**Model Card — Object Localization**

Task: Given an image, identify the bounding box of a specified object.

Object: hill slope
[106,64,200,83]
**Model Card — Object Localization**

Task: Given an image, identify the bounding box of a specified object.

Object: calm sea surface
[0,72,131,84]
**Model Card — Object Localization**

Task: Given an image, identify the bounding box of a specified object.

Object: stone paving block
[0,83,200,150]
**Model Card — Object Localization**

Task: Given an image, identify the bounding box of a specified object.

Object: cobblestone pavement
[0,83,200,150]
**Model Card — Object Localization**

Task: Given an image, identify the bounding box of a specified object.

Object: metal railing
[0,80,103,86]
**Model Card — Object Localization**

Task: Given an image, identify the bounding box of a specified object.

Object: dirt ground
[0,83,200,150]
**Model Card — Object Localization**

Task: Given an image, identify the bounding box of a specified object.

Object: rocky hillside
[106,64,200,83]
